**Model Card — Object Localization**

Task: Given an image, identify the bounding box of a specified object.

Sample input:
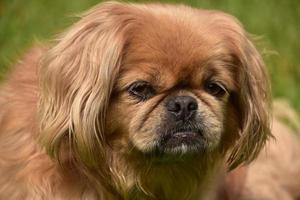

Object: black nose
[166,96,198,121]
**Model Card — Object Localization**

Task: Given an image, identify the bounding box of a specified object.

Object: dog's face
[38,1,271,189]
[107,20,238,158]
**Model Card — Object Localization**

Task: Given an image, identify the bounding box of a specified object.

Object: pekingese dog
[2,1,299,200]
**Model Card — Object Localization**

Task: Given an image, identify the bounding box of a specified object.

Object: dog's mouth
[156,126,207,155]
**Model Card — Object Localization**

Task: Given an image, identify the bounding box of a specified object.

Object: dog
[0,1,299,200]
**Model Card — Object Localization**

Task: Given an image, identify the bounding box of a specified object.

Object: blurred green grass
[1,0,299,113]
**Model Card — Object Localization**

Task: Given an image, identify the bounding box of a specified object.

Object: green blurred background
[0,0,299,113]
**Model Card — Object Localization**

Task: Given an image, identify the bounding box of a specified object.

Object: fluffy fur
[240,102,300,200]
[0,2,298,200]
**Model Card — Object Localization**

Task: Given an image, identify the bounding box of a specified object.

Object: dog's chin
[141,130,208,163]
[159,131,207,154]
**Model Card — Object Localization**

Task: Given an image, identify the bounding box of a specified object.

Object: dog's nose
[166,96,198,121]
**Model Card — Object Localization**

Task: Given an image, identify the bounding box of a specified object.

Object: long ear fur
[227,33,272,169]
[38,2,133,168]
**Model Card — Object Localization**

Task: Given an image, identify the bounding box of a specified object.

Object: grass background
[1,0,299,113]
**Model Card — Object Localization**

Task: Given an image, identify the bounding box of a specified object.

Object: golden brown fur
[240,102,300,200]
[1,1,298,200]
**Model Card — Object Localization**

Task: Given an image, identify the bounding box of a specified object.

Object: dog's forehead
[120,8,238,89]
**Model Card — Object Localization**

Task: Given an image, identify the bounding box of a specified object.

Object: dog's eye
[205,82,227,98]
[128,81,155,101]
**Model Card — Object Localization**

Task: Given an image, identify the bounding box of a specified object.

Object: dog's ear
[227,33,272,170]
[39,2,134,167]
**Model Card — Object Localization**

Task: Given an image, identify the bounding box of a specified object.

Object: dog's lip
[160,129,204,149]
[140,128,207,160]
[163,128,203,140]
[173,131,198,138]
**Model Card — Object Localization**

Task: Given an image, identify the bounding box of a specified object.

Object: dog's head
[38,1,271,195]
